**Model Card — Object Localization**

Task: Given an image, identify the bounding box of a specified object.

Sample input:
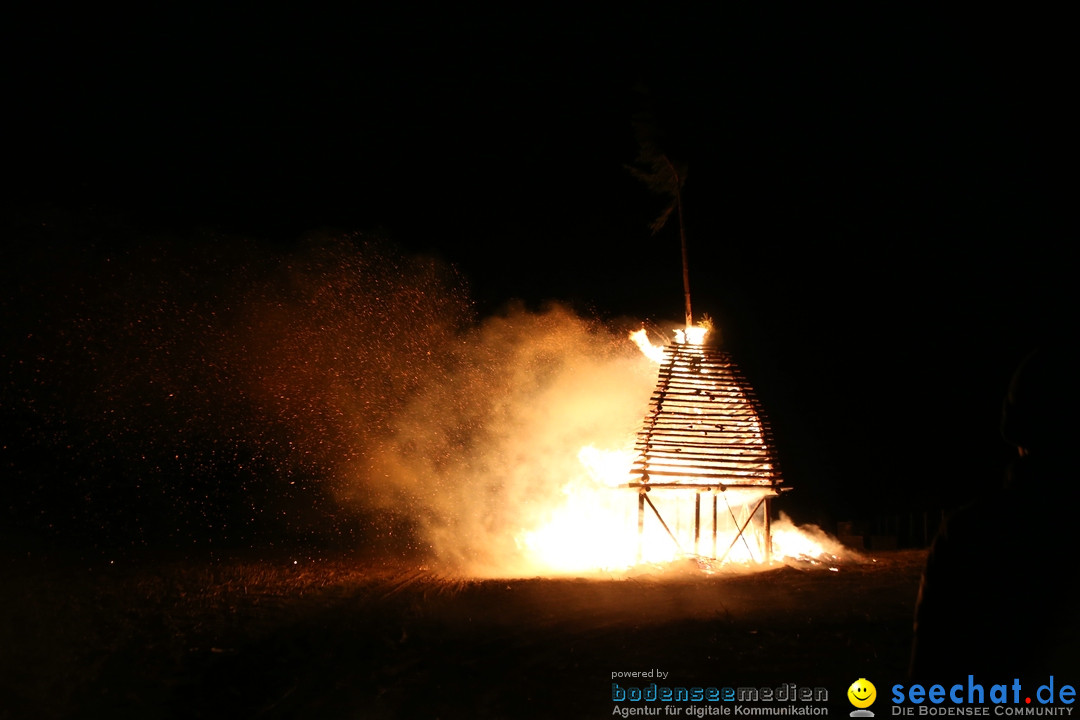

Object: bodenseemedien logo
[848,678,877,717]
[609,677,830,716]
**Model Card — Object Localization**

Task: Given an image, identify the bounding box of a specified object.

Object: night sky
[4,7,1076,546]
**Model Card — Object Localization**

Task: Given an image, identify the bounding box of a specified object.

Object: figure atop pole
[626,116,692,327]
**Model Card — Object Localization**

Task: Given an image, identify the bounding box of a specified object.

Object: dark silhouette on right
[910,343,1080,684]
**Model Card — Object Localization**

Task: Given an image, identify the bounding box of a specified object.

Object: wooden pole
[662,155,691,327]
[678,190,691,328]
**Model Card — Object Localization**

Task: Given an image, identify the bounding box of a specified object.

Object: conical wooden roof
[630,341,782,489]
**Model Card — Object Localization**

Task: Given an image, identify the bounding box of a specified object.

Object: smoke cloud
[346,301,657,575]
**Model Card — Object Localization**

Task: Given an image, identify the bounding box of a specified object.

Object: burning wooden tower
[626,329,784,565]
[625,140,784,565]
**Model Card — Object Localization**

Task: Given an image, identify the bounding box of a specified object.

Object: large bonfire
[517,320,845,575]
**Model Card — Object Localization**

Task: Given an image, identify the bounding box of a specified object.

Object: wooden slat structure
[627,339,785,564]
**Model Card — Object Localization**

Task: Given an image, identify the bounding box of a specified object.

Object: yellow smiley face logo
[848,678,876,708]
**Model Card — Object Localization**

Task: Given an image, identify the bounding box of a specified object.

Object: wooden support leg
[764,495,773,564]
[712,492,718,559]
[637,491,645,564]
[694,492,701,555]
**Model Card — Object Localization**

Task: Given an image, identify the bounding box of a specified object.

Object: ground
[1,549,928,719]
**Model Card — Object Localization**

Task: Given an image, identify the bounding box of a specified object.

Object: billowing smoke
[2,215,656,571]
[345,302,657,575]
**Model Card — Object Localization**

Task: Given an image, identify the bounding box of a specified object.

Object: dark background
[3,6,1075,549]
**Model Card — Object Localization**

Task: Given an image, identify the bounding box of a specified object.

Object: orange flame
[629,328,665,363]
